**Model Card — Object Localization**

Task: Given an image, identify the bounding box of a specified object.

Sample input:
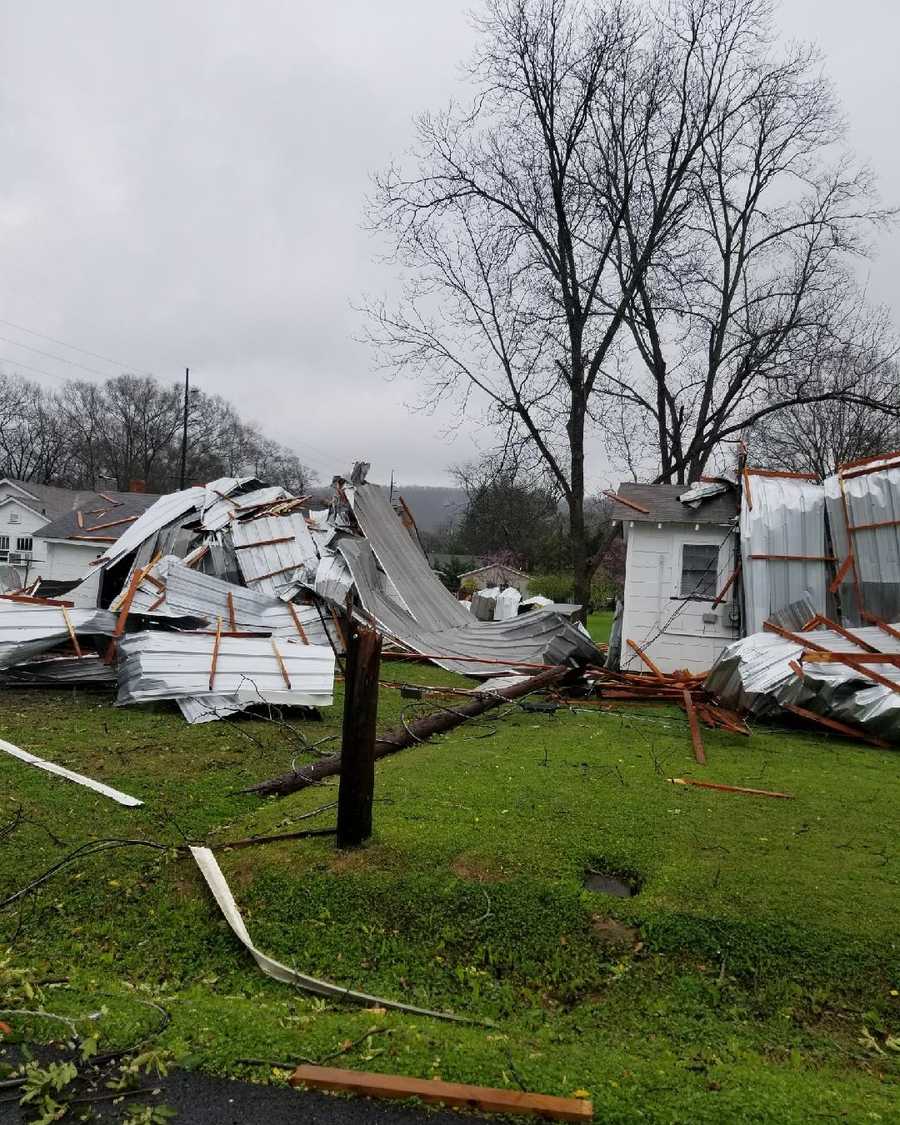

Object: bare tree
[366,0,797,609]
[606,26,896,482]
[748,353,900,477]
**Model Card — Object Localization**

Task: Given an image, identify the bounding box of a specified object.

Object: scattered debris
[190,846,469,1021]
[0,736,142,806]
[668,777,793,799]
[289,1064,593,1122]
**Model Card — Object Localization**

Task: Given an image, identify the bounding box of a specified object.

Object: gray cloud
[0,0,896,488]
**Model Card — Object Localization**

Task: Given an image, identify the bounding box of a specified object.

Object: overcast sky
[0,0,896,488]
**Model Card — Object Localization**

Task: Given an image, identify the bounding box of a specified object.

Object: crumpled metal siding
[230,514,317,599]
[0,602,116,669]
[177,695,251,723]
[824,462,900,626]
[116,631,335,707]
[163,563,333,645]
[338,536,598,676]
[705,620,900,741]
[0,654,116,685]
[200,485,290,532]
[741,476,828,635]
[348,483,472,631]
[98,477,247,569]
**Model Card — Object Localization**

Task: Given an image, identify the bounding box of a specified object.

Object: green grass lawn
[0,662,898,1123]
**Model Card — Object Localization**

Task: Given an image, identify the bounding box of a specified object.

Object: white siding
[0,498,49,581]
[620,521,738,674]
[42,540,105,582]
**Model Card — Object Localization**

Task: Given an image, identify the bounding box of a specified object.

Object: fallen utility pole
[243,663,569,798]
[336,623,382,847]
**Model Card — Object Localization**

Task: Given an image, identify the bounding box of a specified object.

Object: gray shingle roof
[31,487,161,542]
[607,482,738,525]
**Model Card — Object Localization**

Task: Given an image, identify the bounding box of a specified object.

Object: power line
[0,354,68,383]
[0,334,115,379]
[0,316,152,375]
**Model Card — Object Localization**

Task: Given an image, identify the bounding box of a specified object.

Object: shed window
[680,543,719,599]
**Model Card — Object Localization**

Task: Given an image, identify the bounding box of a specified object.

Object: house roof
[32,488,162,543]
[458,563,530,579]
[607,482,738,525]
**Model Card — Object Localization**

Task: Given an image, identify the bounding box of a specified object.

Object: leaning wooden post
[336,622,382,848]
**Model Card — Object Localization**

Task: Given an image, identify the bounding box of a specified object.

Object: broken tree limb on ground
[241,664,570,798]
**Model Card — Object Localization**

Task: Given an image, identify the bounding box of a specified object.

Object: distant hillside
[395,485,466,535]
[305,481,466,536]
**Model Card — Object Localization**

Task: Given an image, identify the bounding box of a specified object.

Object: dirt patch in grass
[450,852,509,883]
[591,914,641,946]
[326,843,401,875]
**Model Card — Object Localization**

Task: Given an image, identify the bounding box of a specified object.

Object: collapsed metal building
[0,464,598,720]
[607,452,900,742]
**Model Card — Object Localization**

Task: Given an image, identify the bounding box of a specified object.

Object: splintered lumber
[669,777,793,799]
[289,1065,593,1123]
[603,489,650,515]
[243,664,568,797]
[625,639,665,680]
[781,703,889,749]
[681,690,706,763]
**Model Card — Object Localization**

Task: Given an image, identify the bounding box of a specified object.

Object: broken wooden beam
[669,777,793,799]
[681,690,706,764]
[625,638,665,680]
[242,664,569,797]
[781,702,889,749]
[289,1065,593,1122]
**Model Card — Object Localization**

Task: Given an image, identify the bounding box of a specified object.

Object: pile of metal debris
[0,463,598,722]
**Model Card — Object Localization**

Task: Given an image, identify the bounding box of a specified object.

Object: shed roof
[607,482,738,525]
[458,563,530,579]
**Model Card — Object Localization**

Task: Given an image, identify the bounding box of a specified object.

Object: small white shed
[607,483,740,674]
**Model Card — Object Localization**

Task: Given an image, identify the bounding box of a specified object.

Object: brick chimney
[129,479,146,493]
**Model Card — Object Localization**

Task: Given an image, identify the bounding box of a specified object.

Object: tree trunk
[242,665,569,799]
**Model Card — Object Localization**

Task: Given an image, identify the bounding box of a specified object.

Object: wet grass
[0,651,898,1123]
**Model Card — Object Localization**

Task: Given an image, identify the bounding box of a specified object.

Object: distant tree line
[0,372,315,495]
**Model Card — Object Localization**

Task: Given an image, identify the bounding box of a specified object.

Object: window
[8,512,19,524]
[0,536,8,551]
[680,543,719,599]
[15,537,32,553]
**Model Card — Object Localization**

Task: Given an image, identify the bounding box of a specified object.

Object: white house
[0,478,159,587]
[607,482,740,674]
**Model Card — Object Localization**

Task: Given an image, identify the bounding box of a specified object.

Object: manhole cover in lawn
[584,869,636,897]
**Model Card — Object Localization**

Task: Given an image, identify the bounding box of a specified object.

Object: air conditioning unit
[8,552,32,564]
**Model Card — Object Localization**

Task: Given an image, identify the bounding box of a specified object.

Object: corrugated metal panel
[177,695,251,723]
[740,477,827,634]
[825,463,900,626]
[163,563,334,645]
[0,601,116,669]
[0,654,116,685]
[706,621,900,741]
[200,485,291,532]
[230,514,317,599]
[116,631,335,706]
[314,553,354,606]
[338,536,598,676]
[348,483,471,631]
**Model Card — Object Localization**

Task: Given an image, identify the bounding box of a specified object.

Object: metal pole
[179,367,189,489]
